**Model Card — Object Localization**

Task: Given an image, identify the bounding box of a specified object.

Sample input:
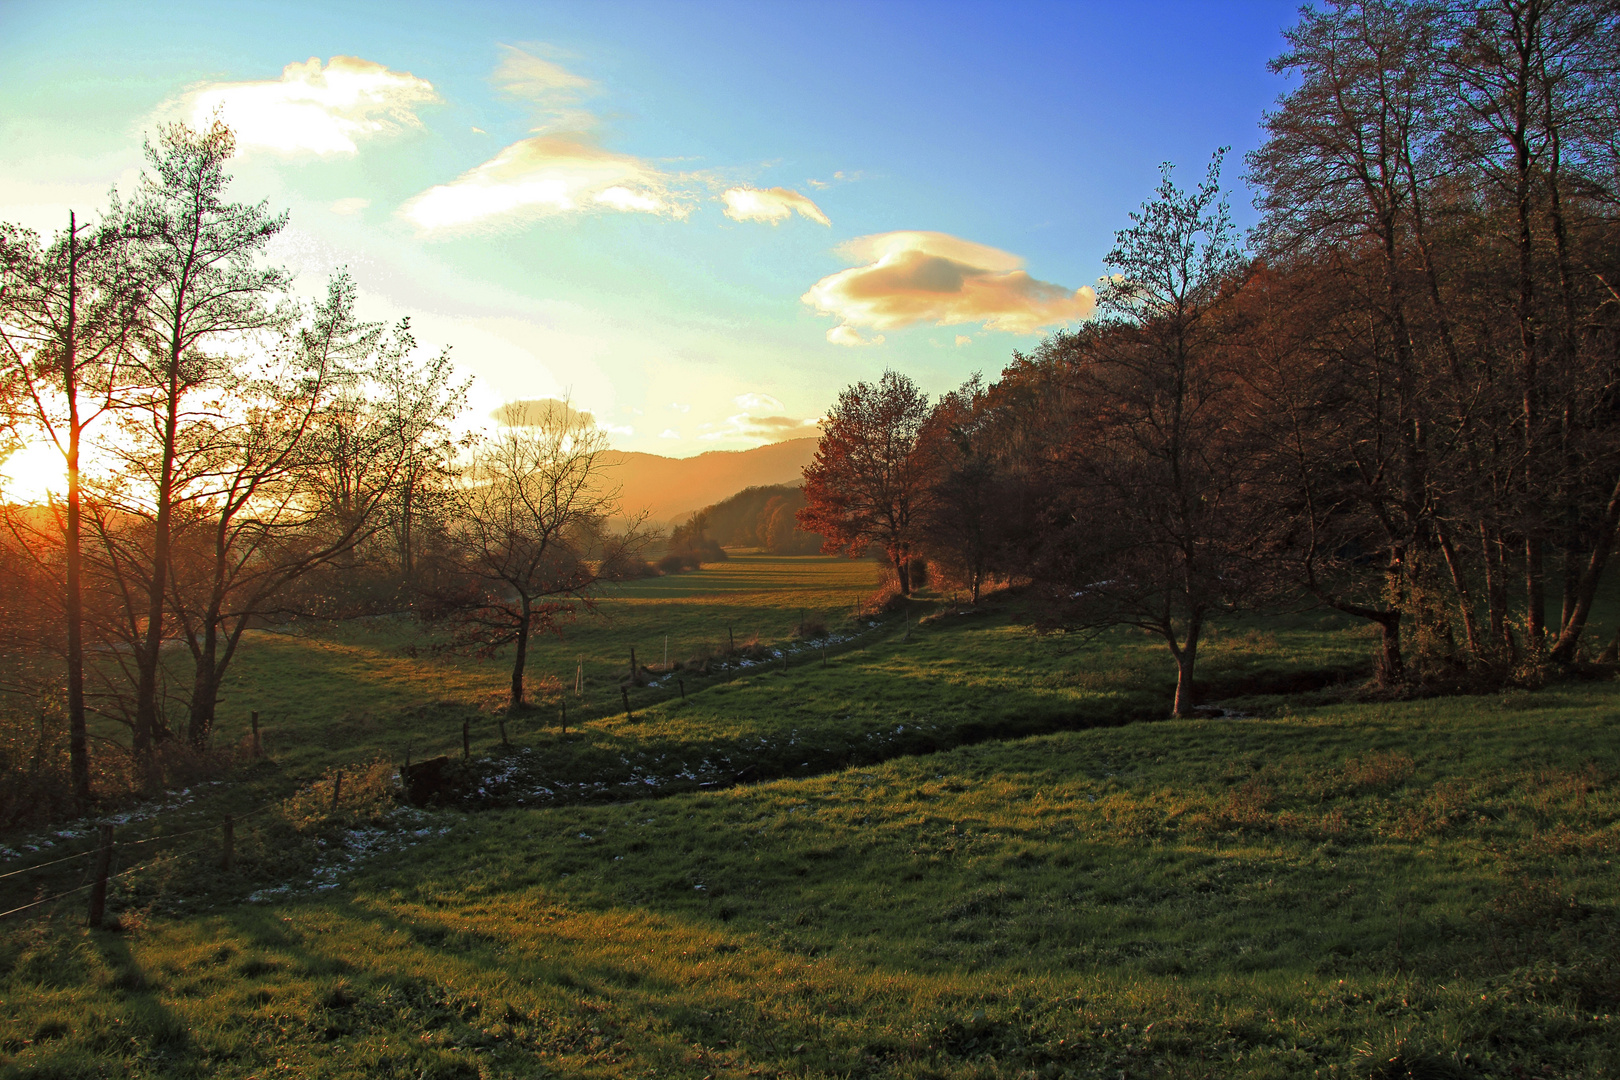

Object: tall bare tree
[0,213,142,805]
[119,118,289,759]
[1048,152,1255,717]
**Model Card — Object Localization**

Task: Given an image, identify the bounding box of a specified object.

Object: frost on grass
[247,806,451,902]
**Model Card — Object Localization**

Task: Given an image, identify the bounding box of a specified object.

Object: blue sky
[0,0,1299,457]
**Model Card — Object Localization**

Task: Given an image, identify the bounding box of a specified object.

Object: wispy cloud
[493,44,597,133]
[404,47,688,232]
[721,186,830,226]
[803,231,1096,341]
[402,134,687,230]
[699,393,821,442]
[493,398,596,428]
[826,325,885,347]
[187,56,437,155]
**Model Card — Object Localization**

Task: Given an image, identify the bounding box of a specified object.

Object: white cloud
[402,135,686,230]
[721,186,830,226]
[187,56,438,155]
[660,428,681,439]
[826,325,885,347]
[955,334,972,346]
[734,392,783,412]
[329,197,370,215]
[403,49,691,232]
[667,402,691,413]
[803,231,1096,338]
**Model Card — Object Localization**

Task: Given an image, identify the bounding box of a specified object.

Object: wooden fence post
[728,625,735,653]
[499,717,509,746]
[560,699,567,733]
[621,687,634,720]
[462,719,470,759]
[221,814,234,872]
[250,711,261,757]
[629,646,637,683]
[87,823,113,928]
[331,769,343,811]
[678,679,685,700]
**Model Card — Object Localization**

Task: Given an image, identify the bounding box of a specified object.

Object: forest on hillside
[796,1,1620,715]
[0,0,1616,810]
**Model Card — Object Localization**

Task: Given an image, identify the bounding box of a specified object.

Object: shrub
[599,549,659,580]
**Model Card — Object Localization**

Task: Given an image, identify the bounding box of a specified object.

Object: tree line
[0,120,640,814]
[801,0,1620,716]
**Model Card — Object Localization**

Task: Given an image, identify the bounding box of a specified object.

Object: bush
[600,549,659,580]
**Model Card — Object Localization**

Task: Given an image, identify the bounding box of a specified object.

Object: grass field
[2,554,1616,1078]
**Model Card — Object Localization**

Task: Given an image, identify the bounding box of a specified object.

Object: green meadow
[2,554,1616,1078]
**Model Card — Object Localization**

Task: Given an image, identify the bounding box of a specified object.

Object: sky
[0,0,1300,467]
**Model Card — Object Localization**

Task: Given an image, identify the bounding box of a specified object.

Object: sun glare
[1,442,68,505]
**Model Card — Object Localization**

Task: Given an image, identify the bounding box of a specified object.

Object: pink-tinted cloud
[803,231,1096,339]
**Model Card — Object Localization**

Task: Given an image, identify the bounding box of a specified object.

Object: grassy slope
[4,556,1617,1078]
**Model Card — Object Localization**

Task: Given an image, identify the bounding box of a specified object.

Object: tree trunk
[187,621,218,750]
[63,213,91,811]
[1525,536,1545,647]
[1549,469,1620,663]
[1374,610,1404,686]
[134,345,183,759]
[509,598,531,710]
[1480,521,1510,652]
[1171,613,1203,718]
[894,550,911,596]
[1436,524,1484,660]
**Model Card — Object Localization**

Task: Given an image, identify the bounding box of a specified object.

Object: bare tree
[118,118,289,760]
[917,376,1004,604]
[0,213,142,805]
[1035,153,1257,717]
[436,401,641,711]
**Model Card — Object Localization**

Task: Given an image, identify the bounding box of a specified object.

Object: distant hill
[674,484,824,555]
[599,437,818,526]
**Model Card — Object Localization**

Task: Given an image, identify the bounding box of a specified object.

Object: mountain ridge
[600,437,818,526]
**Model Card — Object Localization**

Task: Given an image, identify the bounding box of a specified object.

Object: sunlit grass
[7,554,1616,1077]
[5,685,1617,1077]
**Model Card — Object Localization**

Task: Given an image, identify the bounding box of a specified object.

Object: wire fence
[0,796,282,926]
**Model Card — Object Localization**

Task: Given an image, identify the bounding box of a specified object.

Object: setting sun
[0,441,66,505]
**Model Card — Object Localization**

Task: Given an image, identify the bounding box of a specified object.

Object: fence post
[621,687,634,720]
[221,814,234,872]
[678,679,685,700]
[560,699,567,733]
[499,717,509,746]
[332,769,343,811]
[462,718,470,759]
[87,823,113,928]
[629,646,637,683]
[250,711,261,757]
[728,625,735,653]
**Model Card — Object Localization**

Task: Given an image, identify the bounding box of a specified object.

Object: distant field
[4,553,1617,1079]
